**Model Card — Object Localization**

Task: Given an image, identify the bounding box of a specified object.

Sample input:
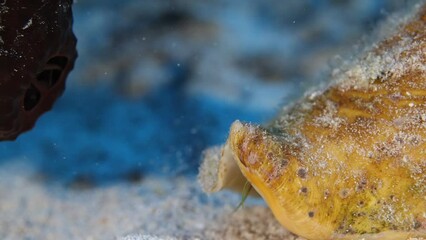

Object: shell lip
[232,153,334,240]
[228,120,335,240]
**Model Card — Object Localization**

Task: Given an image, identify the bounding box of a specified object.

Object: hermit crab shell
[199,3,426,240]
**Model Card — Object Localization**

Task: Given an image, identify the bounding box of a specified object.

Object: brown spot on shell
[324,189,330,199]
[280,159,289,168]
[266,151,273,160]
[414,220,422,229]
[356,178,367,192]
[354,212,366,217]
[339,188,350,199]
[297,168,307,179]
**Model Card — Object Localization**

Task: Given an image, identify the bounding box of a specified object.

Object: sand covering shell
[199,2,426,240]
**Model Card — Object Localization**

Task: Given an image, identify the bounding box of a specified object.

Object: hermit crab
[199,3,426,240]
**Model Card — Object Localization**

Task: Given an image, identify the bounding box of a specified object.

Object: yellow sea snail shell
[199,3,426,240]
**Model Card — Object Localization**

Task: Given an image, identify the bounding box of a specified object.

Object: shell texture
[200,3,426,240]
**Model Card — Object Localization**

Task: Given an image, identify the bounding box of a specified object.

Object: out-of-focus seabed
[0,0,415,239]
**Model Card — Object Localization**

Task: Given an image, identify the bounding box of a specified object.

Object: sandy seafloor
[0,0,417,239]
[0,161,300,240]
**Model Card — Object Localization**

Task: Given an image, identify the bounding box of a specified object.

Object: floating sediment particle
[199,2,426,240]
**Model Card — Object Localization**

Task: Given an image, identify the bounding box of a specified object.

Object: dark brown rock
[0,0,77,140]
